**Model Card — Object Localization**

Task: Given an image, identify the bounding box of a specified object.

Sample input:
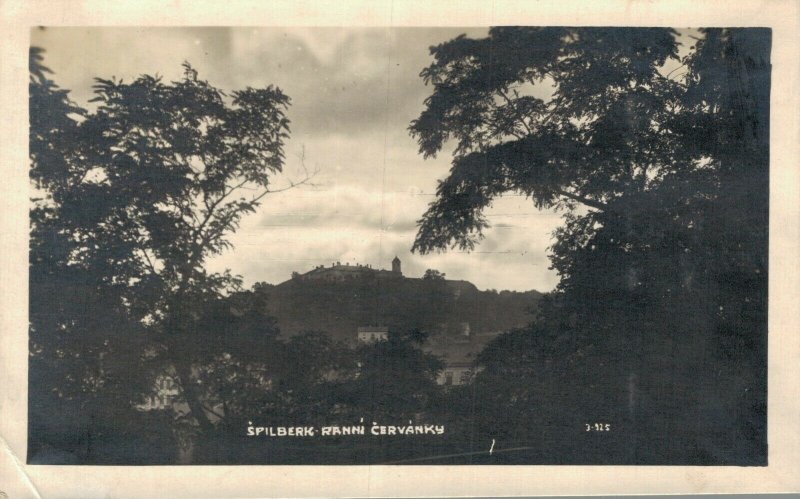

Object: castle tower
[392,256,402,275]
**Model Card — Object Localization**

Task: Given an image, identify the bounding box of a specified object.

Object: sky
[31,27,565,292]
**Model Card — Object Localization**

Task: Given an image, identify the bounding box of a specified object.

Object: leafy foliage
[410,28,769,464]
[410,27,686,253]
[28,48,301,458]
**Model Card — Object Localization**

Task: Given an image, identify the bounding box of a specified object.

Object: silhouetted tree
[411,28,769,464]
[422,268,446,280]
[337,329,443,421]
[29,48,311,460]
[410,27,686,253]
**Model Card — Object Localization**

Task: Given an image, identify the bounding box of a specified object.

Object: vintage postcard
[1,0,799,497]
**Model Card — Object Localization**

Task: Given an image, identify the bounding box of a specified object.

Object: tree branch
[251,149,319,204]
[138,247,158,275]
[192,178,250,245]
[497,88,533,136]
[554,188,607,211]
[200,401,227,421]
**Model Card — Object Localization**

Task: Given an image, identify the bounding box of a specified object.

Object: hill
[253,261,542,345]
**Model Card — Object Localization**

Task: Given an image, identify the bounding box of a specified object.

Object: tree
[410,27,684,253]
[338,328,443,421]
[29,48,312,458]
[29,47,180,463]
[422,268,446,280]
[409,28,770,464]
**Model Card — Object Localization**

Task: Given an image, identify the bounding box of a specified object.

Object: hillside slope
[255,272,542,344]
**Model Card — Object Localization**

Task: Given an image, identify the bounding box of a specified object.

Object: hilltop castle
[293,256,403,282]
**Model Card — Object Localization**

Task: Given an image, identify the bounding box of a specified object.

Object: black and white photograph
[2,0,800,496]
[24,24,774,467]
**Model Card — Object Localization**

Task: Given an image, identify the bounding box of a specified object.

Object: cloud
[206,183,563,292]
[33,27,562,292]
[250,184,429,232]
[226,27,488,136]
